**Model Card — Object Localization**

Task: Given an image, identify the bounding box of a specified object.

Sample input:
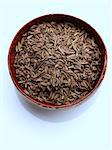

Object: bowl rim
[8,13,107,109]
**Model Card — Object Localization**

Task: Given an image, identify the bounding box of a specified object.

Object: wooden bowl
[8,14,107,109]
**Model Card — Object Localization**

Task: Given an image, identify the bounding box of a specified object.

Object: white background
[0,0,111,150]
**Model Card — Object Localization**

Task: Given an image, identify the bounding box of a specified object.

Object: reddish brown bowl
[8,14,107,109]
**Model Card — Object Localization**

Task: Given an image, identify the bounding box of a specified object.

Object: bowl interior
[8,14,107,109]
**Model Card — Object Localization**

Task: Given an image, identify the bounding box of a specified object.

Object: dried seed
[27,35,33,39]
[14,21,101,105]
[67,54,76,59]
[71,91,77,98]
[18,80,25,84]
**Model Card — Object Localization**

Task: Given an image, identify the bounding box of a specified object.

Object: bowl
[8,14,107,110]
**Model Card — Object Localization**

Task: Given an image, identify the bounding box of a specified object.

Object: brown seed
[14,21,101,105]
